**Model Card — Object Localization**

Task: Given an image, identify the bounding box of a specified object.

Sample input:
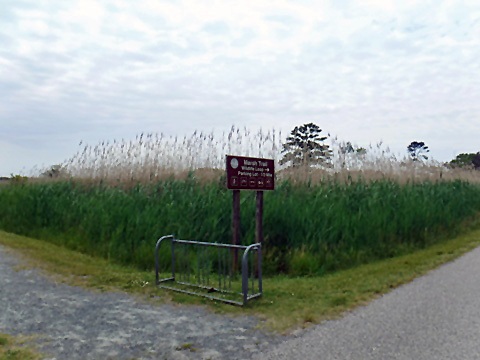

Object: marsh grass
[59,126,282,183]
[31,126,480,185]
[1,176,480,276]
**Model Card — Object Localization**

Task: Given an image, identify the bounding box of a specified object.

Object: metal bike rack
[155,235,262,306]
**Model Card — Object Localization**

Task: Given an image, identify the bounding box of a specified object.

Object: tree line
[280,122,480,170]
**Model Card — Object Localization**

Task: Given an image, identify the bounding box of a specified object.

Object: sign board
[226,155,275,191]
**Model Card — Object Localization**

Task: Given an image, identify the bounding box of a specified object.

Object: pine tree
[407,141,429,161]
[280,123,332,168]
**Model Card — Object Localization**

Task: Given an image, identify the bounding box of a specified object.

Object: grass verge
[0,334,41,360]
[1,227,480,333]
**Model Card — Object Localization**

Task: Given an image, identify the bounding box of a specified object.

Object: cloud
[1,0,480,175]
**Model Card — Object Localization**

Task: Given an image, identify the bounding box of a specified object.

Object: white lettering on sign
[244,159,258,166]
[241,166,255,171]
[238,171,255,177]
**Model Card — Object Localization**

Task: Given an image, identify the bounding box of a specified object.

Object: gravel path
[0,245,282,360]
[254,245,480,360]
[4,243,480,360]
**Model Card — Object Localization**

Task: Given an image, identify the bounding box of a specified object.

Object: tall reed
[39,127,480,185]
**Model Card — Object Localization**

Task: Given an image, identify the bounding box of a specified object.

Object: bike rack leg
[242,243,261,305]
[155,235,174,285]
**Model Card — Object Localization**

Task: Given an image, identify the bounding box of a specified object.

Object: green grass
[0,334,41,360]
[1,178,480,277]
[2,226,480,333]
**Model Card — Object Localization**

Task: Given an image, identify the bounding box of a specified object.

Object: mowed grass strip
[1,227,480,333]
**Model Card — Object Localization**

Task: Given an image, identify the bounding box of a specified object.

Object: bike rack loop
[155,234,262,306]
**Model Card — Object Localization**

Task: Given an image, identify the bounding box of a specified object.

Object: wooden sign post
[226,155,275,270]
[232,189,241,269]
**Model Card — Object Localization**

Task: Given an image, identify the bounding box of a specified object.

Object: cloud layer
[1,0,479,174]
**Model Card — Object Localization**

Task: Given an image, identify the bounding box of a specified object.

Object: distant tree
[340,141,355,154]
[449,153,477,168]
[9,174,28,184]
[407,141,429,161]
[336,141,367,169]
[41,164,67,178]
[356,147,367,155]
[473,152,480,169]
[280,123,332,168]
[339,141,367,155]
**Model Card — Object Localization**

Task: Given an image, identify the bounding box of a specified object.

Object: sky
[1,0,479,176]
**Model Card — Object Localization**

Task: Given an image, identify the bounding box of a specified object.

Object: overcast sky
[1,0,479,176]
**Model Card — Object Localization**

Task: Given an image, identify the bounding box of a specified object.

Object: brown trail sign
[226,155,275,271]
[226,155,275,191]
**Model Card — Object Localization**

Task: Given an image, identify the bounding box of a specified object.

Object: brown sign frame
[225,155,275,191]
